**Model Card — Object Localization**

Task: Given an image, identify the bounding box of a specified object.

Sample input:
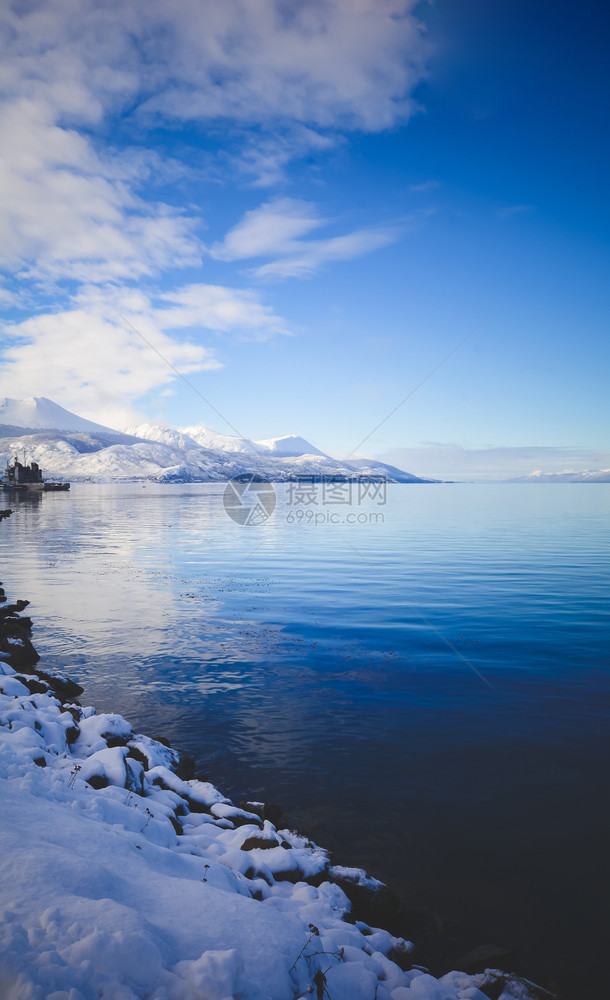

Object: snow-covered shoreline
[0,581,552,1000]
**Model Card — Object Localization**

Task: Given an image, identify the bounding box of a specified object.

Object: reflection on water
[2,483,610,997]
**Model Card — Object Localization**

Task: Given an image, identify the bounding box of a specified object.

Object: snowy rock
[331,865,403,925]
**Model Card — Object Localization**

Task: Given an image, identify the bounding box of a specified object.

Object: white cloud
[0,282,288,426]
[252,226,401,279]
[3,1,426,133]
[211,199,324,260]
[153,284,289,339]
[228,127,337,188]
[0,97,201,285]
[0,1,427,283]
[211,198,402,278]
[0,0,427,419]
[140,0,427,132]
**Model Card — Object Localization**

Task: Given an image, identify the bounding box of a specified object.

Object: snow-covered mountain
[179,424,326,458]
[347,458,429,483]
[252,434,326,458]
[0,396,125,437]
[126,423,202,452]
[509,468,610,483]
[0,397,431,484]
[177,424,257,454]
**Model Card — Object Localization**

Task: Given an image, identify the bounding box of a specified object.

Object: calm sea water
[2,483,609,997]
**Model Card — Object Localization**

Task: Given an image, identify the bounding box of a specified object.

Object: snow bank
[0,596,548,1000]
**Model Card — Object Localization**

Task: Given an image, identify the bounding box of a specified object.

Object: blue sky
[0,0,608,479]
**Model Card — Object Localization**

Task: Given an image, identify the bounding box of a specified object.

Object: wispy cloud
[496,204,534,219]
[0,283,288,427]
[211,198,402,279]
[0,97,202,286]
[409,180,440,193]
[211,200,324,260]
[227,127,338,188]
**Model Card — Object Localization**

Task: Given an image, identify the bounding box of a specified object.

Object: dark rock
[477,974,506,1000]
[243,801,285,826]
[241,835,280,852]
[169,815,183,836]
[504,975,558,999]
[304,867,331,888]
[456,944,517,974]
[151,734,171,748]
[33,756,47,768]
[331,873,402,927]
[221,810,262,829]
[0,625,40,670]
[388,942,414,972]
[14,675,49,695]
[87,775,109,790]
[126,745,149,769]
[35,670,84,702]
[105,734,129,748]
[273,866,303,884]
[184,795,212,815]
[3,600,30,615]
[173,751,195,780]
[65,725,80,745]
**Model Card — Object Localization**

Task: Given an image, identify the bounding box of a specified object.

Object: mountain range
[508,468,610,483]
[0,397,431,484]
[3,397,608,484]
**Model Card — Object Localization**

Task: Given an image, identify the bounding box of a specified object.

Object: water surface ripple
[3,483,609,997]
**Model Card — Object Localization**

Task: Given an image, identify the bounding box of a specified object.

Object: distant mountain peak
[509,468,610,483]
[253,434,326,458]
[178,425,326,458]
[0,396,118,435]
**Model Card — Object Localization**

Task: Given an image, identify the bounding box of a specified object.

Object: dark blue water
[2,483,609,997]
